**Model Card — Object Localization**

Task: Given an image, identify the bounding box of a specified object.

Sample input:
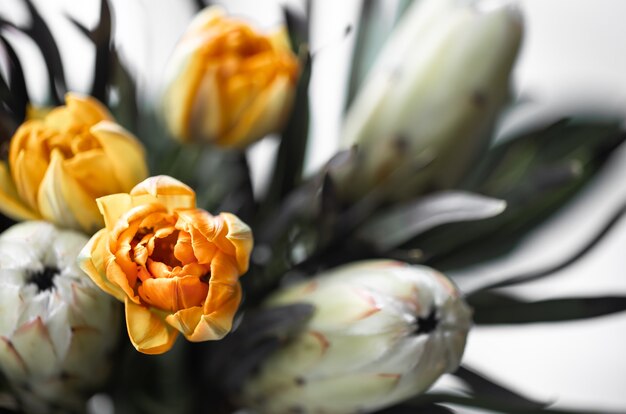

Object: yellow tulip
[0,93,148,234]
[162,6,299,148]
[78,175,253,354]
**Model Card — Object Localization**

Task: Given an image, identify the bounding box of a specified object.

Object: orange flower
[78,176,253,354]
[161,6,299,148]
[0,93,148,233]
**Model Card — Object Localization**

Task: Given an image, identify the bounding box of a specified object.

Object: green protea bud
[240,260,472,414]
[0,222,120,414]
[337,0,523,201]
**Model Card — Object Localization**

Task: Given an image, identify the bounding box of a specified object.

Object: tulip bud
[240,260,472,414]
[0,93,149,234]
[161,6,300,148]
[337,0,523,201]
[0,221,120,414]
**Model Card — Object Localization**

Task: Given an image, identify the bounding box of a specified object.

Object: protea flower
[0,221,120,414]
[239,260,472,414]
[336,0,523,201]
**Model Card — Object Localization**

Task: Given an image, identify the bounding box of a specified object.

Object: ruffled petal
[90,121,148,191]
[221,212,253,274]
[138,276,208,313]
[167,281,241,341]
[37,149,103,233]
[125,298,178,355]
[0,161,40,221]
[96,193,159,233]
[78,229,127,302]
[130,175,196,211]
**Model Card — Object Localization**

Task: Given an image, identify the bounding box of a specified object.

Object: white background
[2,0,626,412]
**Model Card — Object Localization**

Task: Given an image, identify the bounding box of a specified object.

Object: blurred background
[2,0,626,411]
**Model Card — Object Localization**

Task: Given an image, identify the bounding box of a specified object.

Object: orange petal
[125,298,178,355]
[173,230,196,264]
[166,282,242,341]
[96,193,162,233]
[138,276,208,313]
[130,175,196,211]
[105,254,141,304]
[45,93,112,132]
[221,212,253,274]
[37,149,103,233]
[78,229,127,302]
[0,161,40,221]
[62,149,122,197]
[175,209,219,265]
[12,146,47,212]
[90,121,148,192]
[206,251,240,288]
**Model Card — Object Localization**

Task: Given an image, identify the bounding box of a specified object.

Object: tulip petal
[130,175,196,211]
[0,161,39,221]
[13,148,47,212]
[37,149,103,233]
[221,212,253,274]
[218,74,294,147]
[96,193,156,232]
[138,276,208,313]
[62,149,121,197]
[45,93,112,131]
[125,298,178,354]
[90,121,148,191]
[78,229,127,302]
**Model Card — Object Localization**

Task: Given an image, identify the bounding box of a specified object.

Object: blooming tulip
[78,175,253,354]
[337,0,523,201]
[240,260,472,414]
[0,221,120,414]
[161,6,299,148]
[0,93,148,234]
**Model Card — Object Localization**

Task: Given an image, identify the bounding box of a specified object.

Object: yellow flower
[162,6,299,148]
[78,175,253,354]
[0,93,148,234]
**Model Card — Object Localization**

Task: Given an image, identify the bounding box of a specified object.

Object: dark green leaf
[68,0,112,102]
[262,48,311,213]
[411,117,626,270]
[21,0,66,104]
[282,0,311,51]
[357,191,506,252]
[408,393,613,414]
[376,403,454,414]
[469,292,626,324]
[454,365,546,410]
[0,35,29,122]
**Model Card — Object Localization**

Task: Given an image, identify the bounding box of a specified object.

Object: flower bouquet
[0,0,625,413]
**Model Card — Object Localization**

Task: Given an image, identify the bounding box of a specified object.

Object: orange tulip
[78,175,253,354]
[162,6,299,148]
[0,93,148,233]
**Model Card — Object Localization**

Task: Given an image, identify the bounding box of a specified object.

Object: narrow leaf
[454,365,546,410]
[21,0,66,104]
[469,292,626,324]
[357,191,506,252]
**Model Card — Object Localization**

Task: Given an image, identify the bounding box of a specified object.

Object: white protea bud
[0,221,120,414]
[240,260,472,414]
[337,0,523,201]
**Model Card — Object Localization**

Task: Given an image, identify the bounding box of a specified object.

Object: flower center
[151,231,182,268]
[414,308,439,336]
[27,266,59,292]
